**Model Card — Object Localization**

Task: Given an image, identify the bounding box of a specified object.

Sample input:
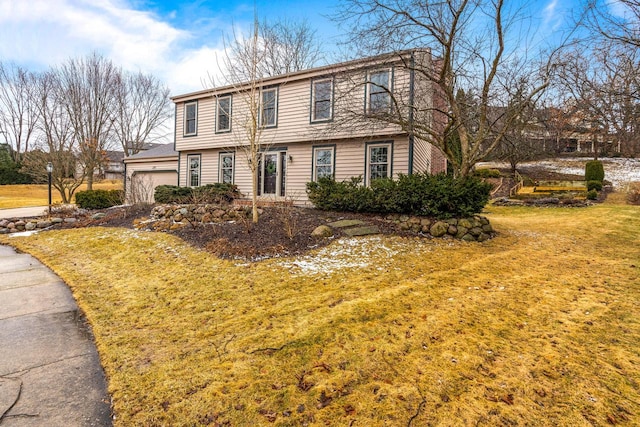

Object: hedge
[154,184,240,204]
[306,173,491,219]
[75,189,124,209]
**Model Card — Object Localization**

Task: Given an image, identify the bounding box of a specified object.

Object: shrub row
[75,189,124,209]
[154,184,240,204]
[306,173,491,219]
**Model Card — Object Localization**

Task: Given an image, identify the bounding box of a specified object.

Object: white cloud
[0,0,227,94]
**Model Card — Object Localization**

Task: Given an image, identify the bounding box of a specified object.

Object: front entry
[259,151,286,197]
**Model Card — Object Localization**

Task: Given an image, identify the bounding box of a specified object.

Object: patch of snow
[9,230,41,237]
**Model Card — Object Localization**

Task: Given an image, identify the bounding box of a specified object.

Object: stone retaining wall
[150,204,253,224]
[385,214,493,242]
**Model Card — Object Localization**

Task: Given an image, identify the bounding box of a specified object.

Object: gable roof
[124,144,178,161]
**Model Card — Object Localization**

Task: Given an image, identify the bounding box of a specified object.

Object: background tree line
[0,53,170,202]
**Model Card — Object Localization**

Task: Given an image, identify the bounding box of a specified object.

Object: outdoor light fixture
[46,162,53,215]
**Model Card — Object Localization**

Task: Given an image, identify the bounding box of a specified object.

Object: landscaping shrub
[306,173,491,218]
[627,183,640,205]
[75,189,124,209]
[587,180,603,191]
[154,184,239,204]
[585,160,605,182]
[473,168,501,178]
[586,189,598,200]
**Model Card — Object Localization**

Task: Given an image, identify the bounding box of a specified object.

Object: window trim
[215,95,232,133]
[365,141,393,186]
[365,68,393,115]
[187,154,201,187]
[184,101,198,136]
[260,86,278,128]
[310,77,334,123]
[218,151,235,184]
[311,145,336,181]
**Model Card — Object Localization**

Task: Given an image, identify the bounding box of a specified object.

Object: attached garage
[124,144,179,203]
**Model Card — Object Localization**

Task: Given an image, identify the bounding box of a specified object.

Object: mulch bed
[75,205,406,261]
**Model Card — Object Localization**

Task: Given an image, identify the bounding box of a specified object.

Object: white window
[311,78,333,122]
[187,154,200,187]
[184,101,197,136]
[260,87,278,127]
[216,95,231,133]
[312,146,334,181]
[219,152,234,184]
[367,70,391,114]
[366,143,392,185]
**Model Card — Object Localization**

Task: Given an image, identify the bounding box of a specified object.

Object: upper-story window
[311,78,333,122]
[260,87,278,127]
[184,101,198,136]
[216,95,232,133]
[367,69,391,114]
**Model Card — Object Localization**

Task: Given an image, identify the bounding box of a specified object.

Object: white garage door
[130,171,178,203]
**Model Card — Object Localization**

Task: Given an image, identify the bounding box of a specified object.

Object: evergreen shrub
[154,184,239,204]
[585,160,605,182]
[75,189,124,209]
[306,173,491,219]
[586,180,603,191]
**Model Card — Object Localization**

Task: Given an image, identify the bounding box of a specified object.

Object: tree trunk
[251,163,259,223]
[86,167,94,190]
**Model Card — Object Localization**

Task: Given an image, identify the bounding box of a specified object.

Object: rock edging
[384,214,494,242]
[142,204,255,230]
[0,217,77,234]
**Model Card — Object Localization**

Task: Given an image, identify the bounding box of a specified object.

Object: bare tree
[114,71,171,155]
[585,0,640,49]
[57,52,119,190]
[0,62,38,162]
[557,42,640,157]
[210,18,323,222]
[335,0,564,177]
[22,71,84,203]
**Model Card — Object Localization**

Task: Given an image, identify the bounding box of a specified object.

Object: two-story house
[147,50,447,204]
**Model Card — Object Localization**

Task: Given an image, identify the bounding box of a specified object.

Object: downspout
[408,52,415,175]
[174,103,180,186]
[123,161,127,202]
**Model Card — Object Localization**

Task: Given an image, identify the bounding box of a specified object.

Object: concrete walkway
[0,207,49,220]
[0,245,111,426]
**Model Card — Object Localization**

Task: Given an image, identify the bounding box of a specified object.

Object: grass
[0,181,122,209]
[3,197,640,426]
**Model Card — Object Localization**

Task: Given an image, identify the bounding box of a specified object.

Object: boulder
[311,225,334,238]
[92,212,106,220]
[36,220,52,228]
[429,221,449,237]
[51,217,64,224]
[477,232,490,242]
[458,218,474,229]
[447,225,458,236]
[25,222,37,231]
[461,233,477,242]
[64,217,77,224]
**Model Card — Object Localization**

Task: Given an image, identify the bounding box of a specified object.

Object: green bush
[585,160,605,182]
[154,184,239,204]
[75,189,124,209]
[306,173,491,219]
[587,180,603,191]
[473,168,501,178]
[586,189,598,200]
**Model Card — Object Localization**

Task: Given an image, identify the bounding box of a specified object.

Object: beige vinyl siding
[174,67,413,153]
[412,137,432,174]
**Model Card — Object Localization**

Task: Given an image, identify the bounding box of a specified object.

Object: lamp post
[46,162,53,215]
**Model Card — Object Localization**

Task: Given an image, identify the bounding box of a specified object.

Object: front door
[260,151,286,196]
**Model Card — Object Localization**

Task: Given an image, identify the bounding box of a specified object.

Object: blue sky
[0,0,587,96]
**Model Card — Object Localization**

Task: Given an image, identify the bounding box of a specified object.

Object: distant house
[124,144,178,203]
[169,49,447,204]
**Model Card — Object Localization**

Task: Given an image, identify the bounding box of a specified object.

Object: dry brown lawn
[0,181,122,209]
[3,197,639,426]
